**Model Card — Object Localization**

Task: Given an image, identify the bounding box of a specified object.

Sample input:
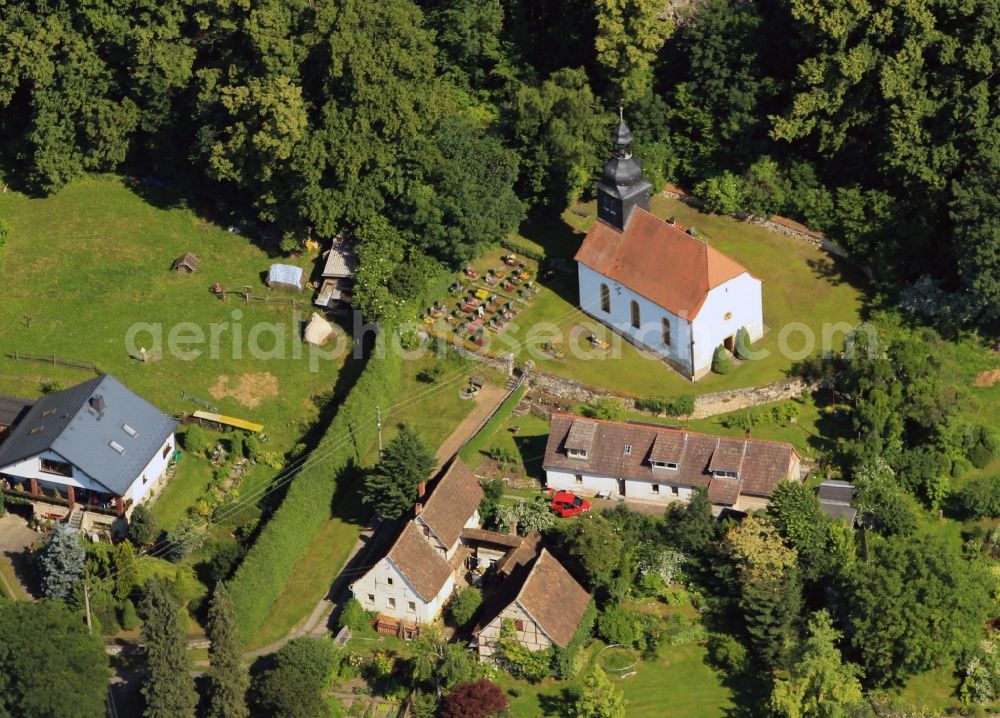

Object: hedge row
[228,345,403,643]
[499,236,545,262]
[553,599,597,678]
[457,384,527,466]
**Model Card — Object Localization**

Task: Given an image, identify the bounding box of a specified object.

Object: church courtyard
[465,193,868,399]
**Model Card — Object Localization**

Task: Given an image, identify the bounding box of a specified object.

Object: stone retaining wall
[525,367,813,420]
[688,378,812,419]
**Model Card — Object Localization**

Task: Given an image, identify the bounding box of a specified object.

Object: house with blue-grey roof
[0,375,176,522]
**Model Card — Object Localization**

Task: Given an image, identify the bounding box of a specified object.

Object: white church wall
[577,264,694,375]
[690,273,764,376]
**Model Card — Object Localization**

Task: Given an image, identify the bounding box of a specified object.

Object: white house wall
[547,468,693,504]
[546,468,619,498]
[577,264,694,375]
[351,558,453,624]
[122,434,175,505]
[624,477,693,504]
[691,274,764,376]
[0,450,106,493]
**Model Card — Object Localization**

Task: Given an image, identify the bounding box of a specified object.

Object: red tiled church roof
[574,208,752,320]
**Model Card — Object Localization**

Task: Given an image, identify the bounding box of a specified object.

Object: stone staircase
[67,508,84,531]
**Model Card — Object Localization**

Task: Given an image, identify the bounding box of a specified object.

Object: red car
[549,490,591,518]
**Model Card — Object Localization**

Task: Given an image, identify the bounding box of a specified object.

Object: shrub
[967,426,999,469]
[165,519,205,562]
[128,503,158,546]
[276,637,341,690]
[244,433,263,461]
[417,363,445,384]
[662,614,706,647]
[584,397,626,422]
[553,600,596,679]
[735,326,753,360]
[706,633,749,674]
[203,540,244,586]
[667,394,695,417]
[597,605,643,648]
[955,478,1000,520]
[498,621,553,681]
[184,426,209,455]
[695,171,745,215]
[634,394,694,417]
[450,587,483,628]
[227,431,245,461]
[712,346,733,374]
[120,598,140,630]
[338,598,375,635]
[39,380,64,395]
[441,679,508,718]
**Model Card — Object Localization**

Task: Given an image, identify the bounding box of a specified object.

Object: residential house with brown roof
[350,522,456,627]
[474,548,592,662]
[544,414,802,511]
[415,459,483,560]
[576,115,763,380]
[349,459,483,629]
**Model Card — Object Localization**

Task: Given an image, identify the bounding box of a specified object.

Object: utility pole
[376,406,383,456]
[83,582,93,632]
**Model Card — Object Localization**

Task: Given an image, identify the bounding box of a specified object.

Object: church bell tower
[595,111,652,231]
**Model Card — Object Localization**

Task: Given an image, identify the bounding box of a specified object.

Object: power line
[91,290,605,588]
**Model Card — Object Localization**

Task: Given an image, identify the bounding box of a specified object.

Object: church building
[575,115,764,380]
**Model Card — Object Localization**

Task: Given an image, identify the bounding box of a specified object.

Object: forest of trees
[0,0,996,329]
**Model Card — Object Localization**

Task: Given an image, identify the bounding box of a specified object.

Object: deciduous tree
[0,600,109,718]
[845,533,992,686]
[574,666,627,718]
[441,679,508,718]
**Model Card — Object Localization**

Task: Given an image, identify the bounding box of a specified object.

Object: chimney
[507,518,518,537]
[414,502,423,516]
[89,394,106,415]
[417,481,426,499]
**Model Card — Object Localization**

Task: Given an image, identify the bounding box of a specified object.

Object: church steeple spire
[596,111,651,231]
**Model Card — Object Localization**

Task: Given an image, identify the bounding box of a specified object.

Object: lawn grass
[457,384,527,464]
[246,490,367,650]
[0,174,345,458]
[359,351,491,467]
[150,453,216,531]
[499,196,867,398]
[0,557,30,601]
[502,638,734,718]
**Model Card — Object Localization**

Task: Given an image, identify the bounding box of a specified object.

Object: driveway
[0,514,40,599]
[435,383,509,470]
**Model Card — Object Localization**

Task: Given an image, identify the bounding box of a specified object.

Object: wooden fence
[6,351,101,374]
[215,286,310,308]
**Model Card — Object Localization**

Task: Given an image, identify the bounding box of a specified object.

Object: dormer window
[623,444,632,456]
[712,470,738,479]
[567,448,589,460]
[651,460,678,470]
